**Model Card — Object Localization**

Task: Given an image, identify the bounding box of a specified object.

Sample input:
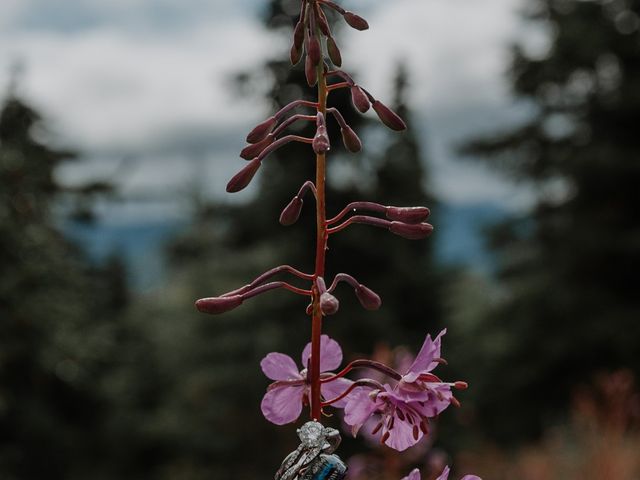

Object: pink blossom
[260,335,353,425]
[402,466,481,480]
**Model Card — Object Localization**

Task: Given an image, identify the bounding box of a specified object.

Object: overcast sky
[0,0,544,220]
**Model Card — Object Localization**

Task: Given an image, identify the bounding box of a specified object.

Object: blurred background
[1,0,639,479]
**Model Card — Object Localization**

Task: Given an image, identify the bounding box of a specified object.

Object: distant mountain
[62,202,507,291]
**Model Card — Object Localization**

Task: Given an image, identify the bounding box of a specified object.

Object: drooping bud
[293,20,305,50]
[350,86,370,113]
[313,112,330,154]
[279,196,304,226]
[195,295,243,314]
[240,134,274,160]
[246,116,277,144]
[327,37,342,67]
[317,13,330,36]
[226,158,261,193]
[388,221,433,240]
[355,284,381,310]
[343,11,369,30]
[341,126,362,153]
[320,292,340,315]
[385,206,430,224]
[290,42,303,65]
[305,54,317,87]
[308,35,321,66]
[372,100,407,131]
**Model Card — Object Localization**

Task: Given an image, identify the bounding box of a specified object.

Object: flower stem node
[195,295,243,315]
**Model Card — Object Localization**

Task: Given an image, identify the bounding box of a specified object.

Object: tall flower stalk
[196,1,477,477]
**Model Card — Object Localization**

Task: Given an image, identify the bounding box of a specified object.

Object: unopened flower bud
[308,35,321,66]
[317,13,330,36]
[305,55,317,87]
[246,116,277,144]
[385,206,430,224]
[372,100,407,131]
[240,134,274,160]
[195,295,243,314]
[327,37,342,67]
[343,11,369,30]
[226,158,261,193]
[341,126,362,153]
[388,221,433,240]
[355,284,381,310]
[290,42,303,65]
[279,196,304,226]
[293,20,305,49]
[313,125,330,154]
[350,86,370,113]
[320,292,339,315]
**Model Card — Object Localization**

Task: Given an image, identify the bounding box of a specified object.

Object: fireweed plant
[196,1,478,478]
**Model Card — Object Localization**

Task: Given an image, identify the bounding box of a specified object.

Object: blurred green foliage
[457,0,640,444]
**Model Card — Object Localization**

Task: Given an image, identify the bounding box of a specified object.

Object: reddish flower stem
[272,114,317,137]
[320,359,402,384]
[310,44,329,422]
[221,265,313,297]
[321,378,384,407]
[242,281,312,299]
[327,215,391,235]
[327,81,349,92]
[326,201,387,225]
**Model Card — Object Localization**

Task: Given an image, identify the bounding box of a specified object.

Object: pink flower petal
[402,468,422,480]
[435,466,451,480]
[383,413,423,451]
[260,385,304,425]
[321,377,354,408]
[460,476,482,480]
[344,388,378,436]
[301,335,343,373]
[406,329,446,376]
[261,352,301,381]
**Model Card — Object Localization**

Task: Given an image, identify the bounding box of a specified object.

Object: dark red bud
[317,14,330,36]
[355,284,381,310]
[327,37,342,67]
[308,35,321,66]
[246,116,277,144]
[293,21,305,49]
[372,100,407,131]
[313,125,330,154]
[385,206,430,224]
[388,221,433,240]
[350,86,370,113]
[240,134,274,160]
[341,127,362,153]
[320,292,339,315]
[343,11,369,30]
[305,55,317,87]
[279,196,304,226]
[454,381,469,390]
[195,295,243,314]
[226,158,261,193]
[290,42,303,65]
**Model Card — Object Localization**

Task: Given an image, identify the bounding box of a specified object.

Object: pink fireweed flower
[344,384,437,451]
[261,335,353,425]
[403,467,481,480]
[395,329,466,414]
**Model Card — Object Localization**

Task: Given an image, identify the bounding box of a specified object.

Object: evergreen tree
[460,0,640,443]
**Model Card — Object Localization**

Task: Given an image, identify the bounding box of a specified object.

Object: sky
[0,0,546,221]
